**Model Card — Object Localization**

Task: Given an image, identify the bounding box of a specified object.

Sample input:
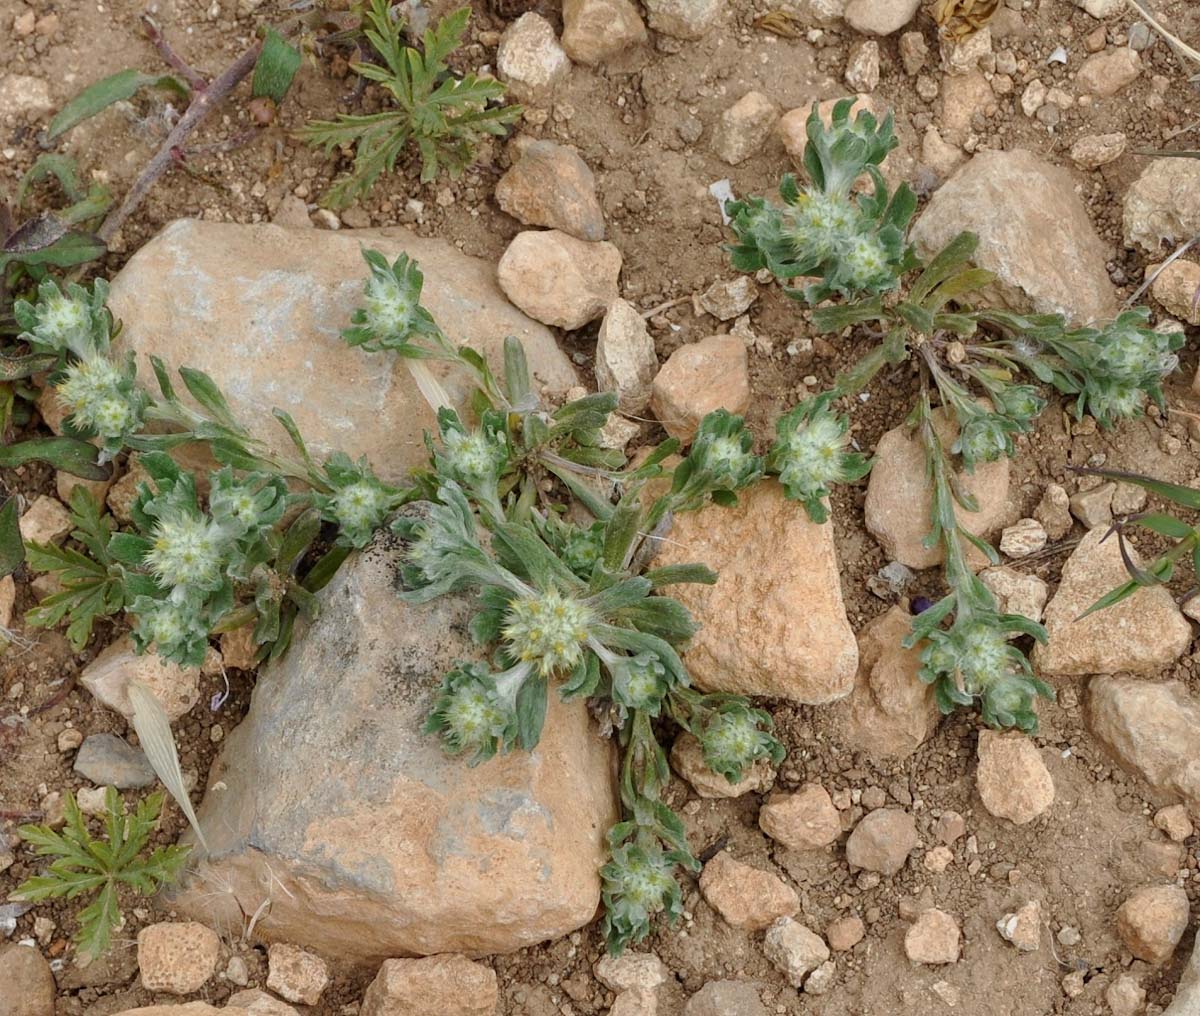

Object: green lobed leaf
[0,437,110,480]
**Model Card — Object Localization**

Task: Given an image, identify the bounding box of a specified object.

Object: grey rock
[643,0,721,39]
[845,808,919,875]
[1124,157,1200,253]
[73,734,156,789]
[171,529,617,960]
[684,980,768,1016]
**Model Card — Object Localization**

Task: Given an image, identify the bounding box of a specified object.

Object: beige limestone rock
[1117,886,1189,965]
[360,954,498,1016]
[1087,677,1200,810]
[561,0,647,65]
[864,408,1009,570]
[0,944,56,1016]
[172,533,616,959]
[976,730,1054,825]
[829,606,940,758]
[496,14,571,104]
[81,635,201,722]
[497,230,622,330]
[649,335,749,444]
[1150,260,1200,325]
[650,481,857,702]
[137,922,220,995]
[712,92,779,166]
[905,909,961,964]
[107,220,575,486]
[266,945,328,1005]
[911,150,1118,325]
[759,785,842,850]
[845,809,919,875]
[19,495,71,545]
[1077,47,1140,96]
[595,299,657,414]
[1033,527,1192,676]
[699,853,798,930]
[1124,157,1200,253]
[495,141,604,242]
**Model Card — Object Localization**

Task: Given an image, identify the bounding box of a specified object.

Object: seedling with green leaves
[726,99,1181,732]
[299,1,521,208]
[11,789,189,960]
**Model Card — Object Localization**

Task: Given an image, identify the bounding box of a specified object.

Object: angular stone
[497,14,571,104]
[0,575,14,631]
[979,567,1048,628]
[762,918,829,988]
[844,0,920,34]
[1107,975,1146,1016]
[611,991,656,1016]
[74,734,156,789]
[227,991,298,1016]
[1163,936,1200,1016]
[266,944,328,1005]
[172,536,616,959]
[684,981,766,1016]
[759,784,841,850]
[911,150,1117,325]
[699,853,798,931]
[360,955,497,1016]
[594,952,670,993]
[1154,805,1193,843]
[1070,132,1127,169]
[108,220,575,486]
[649,335,749,444]
[595,299,657,414]
[698,277,758,321]
[0,76,53,121]
[495,141,604,242]
[999,518,1046,558]
[996,900,1041,952]
[844,41,881,93]
[826,916,865,952]
[137,923,220,995]
[845,809,919,876]
[1069,483,1114,530]
[1035,483,1072,540]
[1077,48,1140,96]
[1150,260,1200,325]
[643,0,721,39]
[1034,527,1192,676]
[0,944,55,1016]
[651,481,857,702]
[497,230,622,330]
[561,0,647,66]
[670,732,771,799]
[976,730,1054,825]
[81,634,201,722]
[864,407,1009,570]
[1124,157,1200,253]
[18,495,71,546]
[905,909,961,964]
[1117,886,1189,965]
[712,92,779,166]
[830,606,940,759]
[1087,677,1200,810]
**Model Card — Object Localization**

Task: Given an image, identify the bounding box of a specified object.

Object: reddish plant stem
[141,14,209,91]
[98,37,263,243]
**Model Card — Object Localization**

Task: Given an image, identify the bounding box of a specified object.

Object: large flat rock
[108,220,578,484]
[172,534,617,960]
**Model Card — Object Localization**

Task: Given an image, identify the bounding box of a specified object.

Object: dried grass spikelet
[930,0,1000,39]
[753,11,806,38]
[128,679,208,851]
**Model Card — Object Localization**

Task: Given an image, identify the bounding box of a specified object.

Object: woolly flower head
[441,426,505,488]
[956,415,1010,466]
[700,710,774,782]
[612,653,667,714]
[145,512,230,592]
[130,596,210,665]
[783,192,856,262]
[55,356,144,446]
[602,841,681,952]
[429,664,508,762]
[842,234,891,291]
[36,291,90,349]
[501,588,594,678]
[364,268,417,341]
[331,480,390,540]
[776,412,851,492]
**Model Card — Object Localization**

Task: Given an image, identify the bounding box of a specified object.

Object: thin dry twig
[98,37,263,243]
[141,14,209,91]
[1124,233,1200,307]
[1125,0,1200,75]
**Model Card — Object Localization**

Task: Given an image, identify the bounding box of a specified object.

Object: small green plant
[1072,466,1200,617]
[299,1,521,208]
[11,789,190,960]
[727,99,1181,732]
